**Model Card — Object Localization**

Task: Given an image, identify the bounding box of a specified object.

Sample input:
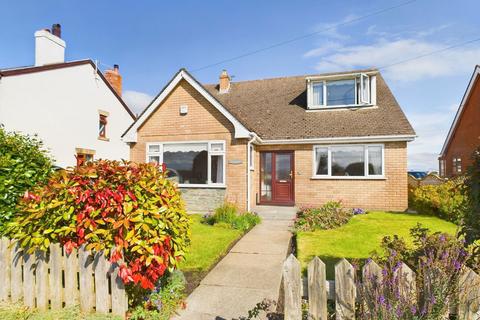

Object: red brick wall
[440,76,480,177]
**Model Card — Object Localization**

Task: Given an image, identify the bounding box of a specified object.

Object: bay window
[313,144,384,178]
[308,74,371,109]
[146,141,226,186]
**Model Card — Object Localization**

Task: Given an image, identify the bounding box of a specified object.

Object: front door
[259,151,294,205]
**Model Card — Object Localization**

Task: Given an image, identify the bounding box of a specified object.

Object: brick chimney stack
[34,23,65,66]
[104,64,122,96]
[219,69,230,94]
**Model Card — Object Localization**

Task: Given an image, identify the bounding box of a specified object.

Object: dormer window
[307,73,372,109]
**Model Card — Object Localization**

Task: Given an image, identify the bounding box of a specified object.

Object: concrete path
[174,206,295,320]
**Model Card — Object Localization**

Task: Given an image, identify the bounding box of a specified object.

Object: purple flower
[353,208,365,215]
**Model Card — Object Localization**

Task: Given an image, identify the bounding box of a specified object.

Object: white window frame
[452,157,462,174]
[146,141,226,188]
[307,73,372,109]
[311,144,385,179]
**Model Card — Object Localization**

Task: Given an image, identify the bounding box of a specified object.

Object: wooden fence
[283,254,480,320]
[0,238,127,316]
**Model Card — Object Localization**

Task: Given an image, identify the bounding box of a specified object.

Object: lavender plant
[358,226,469,320]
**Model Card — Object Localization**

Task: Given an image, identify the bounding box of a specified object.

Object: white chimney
[34,24,66,66]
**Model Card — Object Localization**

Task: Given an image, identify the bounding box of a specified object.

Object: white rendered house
[0,24,135,167]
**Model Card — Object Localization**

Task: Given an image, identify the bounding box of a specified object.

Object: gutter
[255,134,416,145]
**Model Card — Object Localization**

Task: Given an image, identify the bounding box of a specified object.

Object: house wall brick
[129,79,248,212]
[253,142,408,211]
[440,76,480,178]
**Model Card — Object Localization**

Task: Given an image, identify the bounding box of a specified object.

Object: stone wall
[180,188,226,213]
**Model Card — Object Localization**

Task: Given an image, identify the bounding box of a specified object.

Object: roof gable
[440,65,480,156]
[0,60,135,120]
[122,69,251,142]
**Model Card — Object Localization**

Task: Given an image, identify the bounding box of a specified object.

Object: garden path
[174,206,295,320]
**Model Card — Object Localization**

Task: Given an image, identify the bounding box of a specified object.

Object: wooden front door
[259,151,294,205]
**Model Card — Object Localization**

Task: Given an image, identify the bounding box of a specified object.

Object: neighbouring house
[0,24,135,167]
[123,68,415,212]
[439,65,480,178]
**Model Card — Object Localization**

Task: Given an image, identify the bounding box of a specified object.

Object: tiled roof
[203,70,415,140]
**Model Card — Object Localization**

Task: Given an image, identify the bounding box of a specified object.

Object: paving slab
[174,206,295,320]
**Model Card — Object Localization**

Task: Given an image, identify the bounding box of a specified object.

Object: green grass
[179,214,243,272]
[0,303,121,320]
[296,211,458,279]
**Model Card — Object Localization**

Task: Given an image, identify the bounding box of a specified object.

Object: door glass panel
[275,154,291,181]
[261,153,272,201]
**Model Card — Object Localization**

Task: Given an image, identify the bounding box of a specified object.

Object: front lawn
[179,214,243,291]
[296,211,457,279]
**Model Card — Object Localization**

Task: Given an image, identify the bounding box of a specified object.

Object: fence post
[35,250,49,310]
[64,247,79,307]
[394,262,416,304]
[283,254,302,320]
[49,243,63,309]
[111,259,128,317]
[10,242,22,302]
[94,251,110,314]
[335,258,356,320]
[23,250,35,308]
[79,245,95,312]
[308,256,327,320]
[458,267,480,319]
[0,238,11,301]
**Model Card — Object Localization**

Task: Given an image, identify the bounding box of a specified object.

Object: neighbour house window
[313,144,384,178]
[146,141,226,186]
[76,152,94,166]
[99,114,108,138]
[452,157,462,174]
[308,74,371,109]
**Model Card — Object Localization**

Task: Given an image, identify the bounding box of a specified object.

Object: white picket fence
[283,254,480,320]
[0,237,128,316]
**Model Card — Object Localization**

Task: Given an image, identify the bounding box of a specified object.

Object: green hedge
[0,127,53,231]
[408,179,467,224]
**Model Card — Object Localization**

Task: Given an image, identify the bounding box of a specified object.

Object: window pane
[261,153,272,201]
[327,79,356,106]
[315,148,328,175]
[331,146,365,176]
[361,75,370,103]
[210,143,224,152]
[275,154,291,181]
[368,146,382,175]
[148,145,160,153]
[312,82,324,106]
[163,143,208,184]
[148,155,160,164]
[211,155,224,183]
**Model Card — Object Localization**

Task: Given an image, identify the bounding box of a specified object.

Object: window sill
[98,136,110,142]
[310,176,386,180]
[177,184,226,189]
[307,104,375,111]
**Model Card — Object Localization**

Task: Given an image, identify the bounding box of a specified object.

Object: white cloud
[123,90,153,115]
[311,39,480,82]
[406,105,457,171]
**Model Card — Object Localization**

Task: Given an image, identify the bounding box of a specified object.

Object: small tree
[461,147,480,246]
[6,160,191,295]
[0,126,53,231]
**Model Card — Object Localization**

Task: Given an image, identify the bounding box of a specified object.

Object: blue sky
[1,0,479,171]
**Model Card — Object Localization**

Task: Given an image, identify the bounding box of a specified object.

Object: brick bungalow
[439,65,480,178]
[123,68,415,212]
